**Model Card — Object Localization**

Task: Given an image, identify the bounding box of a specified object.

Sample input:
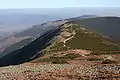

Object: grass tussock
[87,58,103,61]
[35,53,81,64]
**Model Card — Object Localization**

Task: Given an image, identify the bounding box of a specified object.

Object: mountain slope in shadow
[0,21,63,67]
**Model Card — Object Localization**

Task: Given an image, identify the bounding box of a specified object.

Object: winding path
[63,30,76,47]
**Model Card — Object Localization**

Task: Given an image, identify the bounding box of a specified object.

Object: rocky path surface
[0,63,120,80]
[63,30,76,48]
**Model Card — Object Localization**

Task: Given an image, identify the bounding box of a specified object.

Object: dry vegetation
[0,63,120,80]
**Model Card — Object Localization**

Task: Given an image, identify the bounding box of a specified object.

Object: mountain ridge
[68,16,120,40]
[0,16,120,66]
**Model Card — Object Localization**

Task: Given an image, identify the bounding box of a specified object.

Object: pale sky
[0,0,120,8]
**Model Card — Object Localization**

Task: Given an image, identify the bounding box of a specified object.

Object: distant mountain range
[0,15,120,66]
[0,7,120,40]
[0,11,72,40]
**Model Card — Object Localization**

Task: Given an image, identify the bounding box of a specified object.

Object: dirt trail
[63,30,76,47]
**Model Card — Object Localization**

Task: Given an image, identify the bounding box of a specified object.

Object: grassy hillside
[46,23,120,52]
[68,17,120,40]
[33,22,120,64]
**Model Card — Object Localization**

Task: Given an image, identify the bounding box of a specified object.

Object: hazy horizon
[0,7,120,39]
[0,8,120,16]
[0,0,120,8]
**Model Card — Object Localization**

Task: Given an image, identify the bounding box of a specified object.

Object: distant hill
[66,15,98,21]
[68,17,120,40]
[0,11,70,40]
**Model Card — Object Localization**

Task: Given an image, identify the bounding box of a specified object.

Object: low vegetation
[102,59,117,64]
[91,51,120,55]
[64,53,81,59]
[87,58,103,61]
[35,53,81,64]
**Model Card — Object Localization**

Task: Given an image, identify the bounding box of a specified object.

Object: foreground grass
[35,54,81,64]
[87,58,103,61]
[91,51,120,55]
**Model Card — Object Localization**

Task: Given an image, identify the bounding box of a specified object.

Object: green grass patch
[87,58,103,61]
[35,56,68,64]
[64,54,81,59]
[49,42,68,52]
[35,53,81,64]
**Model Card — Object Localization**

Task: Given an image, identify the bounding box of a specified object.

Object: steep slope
[0,20,66,66]
[45,23,120,52]
[68,17,120,40]
[0,20,66,53]
[33,22,120,64]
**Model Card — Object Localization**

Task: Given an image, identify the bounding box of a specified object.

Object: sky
[0,0,120,9]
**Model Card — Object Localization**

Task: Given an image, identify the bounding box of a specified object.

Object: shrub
[39,56,67,64]
[35,53,81,64]
[64,54,81,59]
[102,59,117,64]
[87,58,103,61]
